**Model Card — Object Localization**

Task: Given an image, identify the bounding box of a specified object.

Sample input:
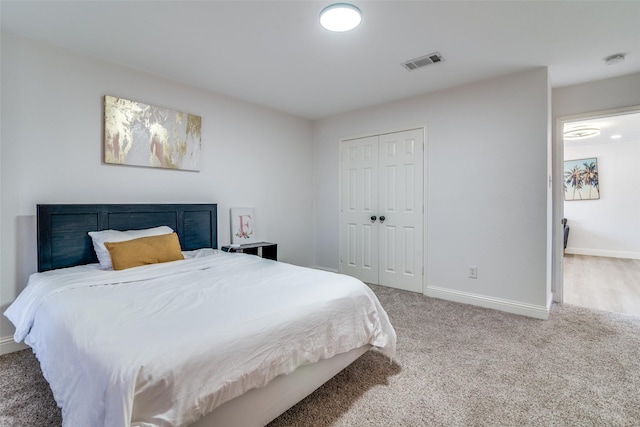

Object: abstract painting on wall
[104,95,202,171]
[230,207,257,245]
[564,157,600,201]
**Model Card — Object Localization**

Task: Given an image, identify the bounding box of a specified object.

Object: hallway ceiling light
[563,126,601,140]
[320,3,361,32]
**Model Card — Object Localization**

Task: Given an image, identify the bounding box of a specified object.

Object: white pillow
[88,226,174,269]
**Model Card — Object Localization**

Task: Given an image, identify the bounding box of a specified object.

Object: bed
[5,203,396,427]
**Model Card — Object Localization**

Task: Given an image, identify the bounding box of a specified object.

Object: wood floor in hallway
[563,254,640,317]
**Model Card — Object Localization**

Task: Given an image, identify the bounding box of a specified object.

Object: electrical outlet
[468,266,478,279]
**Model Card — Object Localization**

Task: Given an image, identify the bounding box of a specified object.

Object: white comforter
[5,250,396,427]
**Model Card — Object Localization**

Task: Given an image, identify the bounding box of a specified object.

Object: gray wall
[313,68,552,318]
[553,73,640,118]
[4,30,638,351]
[0,33,315,345]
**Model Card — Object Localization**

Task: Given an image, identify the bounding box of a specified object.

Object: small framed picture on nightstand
[230,207,257,245]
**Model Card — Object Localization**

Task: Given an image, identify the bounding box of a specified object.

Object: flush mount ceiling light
[320,3,361,32]
[604,53,625,65]
[563,126,601,140]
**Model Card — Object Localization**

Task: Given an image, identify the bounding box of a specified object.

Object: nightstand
[221,242,277,261]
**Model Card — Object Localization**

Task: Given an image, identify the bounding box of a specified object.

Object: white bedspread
[5,250,396,427]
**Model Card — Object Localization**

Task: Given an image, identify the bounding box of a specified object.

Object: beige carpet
[2,284,640,426]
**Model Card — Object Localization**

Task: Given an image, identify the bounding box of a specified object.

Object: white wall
[564,137,640,259]
[313,68,552,318]
[0,33,314,349]
[553,72,640,118]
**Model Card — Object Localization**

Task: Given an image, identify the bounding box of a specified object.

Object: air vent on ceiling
[402,52,444,71]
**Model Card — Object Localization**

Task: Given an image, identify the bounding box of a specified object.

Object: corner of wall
[0,336,28,356]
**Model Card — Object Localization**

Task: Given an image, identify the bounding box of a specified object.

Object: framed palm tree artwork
[564,157,600,201]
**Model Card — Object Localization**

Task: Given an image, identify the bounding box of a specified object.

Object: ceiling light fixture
[610,134,622,140]
[320,3,361,32]
[563,126,601,140]
[604,53,625,65]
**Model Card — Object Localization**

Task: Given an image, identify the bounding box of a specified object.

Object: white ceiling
[1,1,640,120]
[564,111,640,148]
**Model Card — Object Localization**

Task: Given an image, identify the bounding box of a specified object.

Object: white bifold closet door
[339,128,424,293]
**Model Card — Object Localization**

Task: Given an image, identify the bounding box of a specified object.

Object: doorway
[339,127,425,293]
[557,107,640,316]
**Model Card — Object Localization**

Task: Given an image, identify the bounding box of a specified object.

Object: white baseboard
[425,286,550,320]
[0,335,28,355]
[565,248,640,260]
[310,265,339,273]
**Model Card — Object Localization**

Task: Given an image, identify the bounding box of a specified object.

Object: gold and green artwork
[104,95,202,171]
[564,157,600,201]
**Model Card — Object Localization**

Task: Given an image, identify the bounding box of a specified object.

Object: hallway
[563,254,640,317]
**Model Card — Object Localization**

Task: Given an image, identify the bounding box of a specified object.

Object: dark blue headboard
[37,204,217,272]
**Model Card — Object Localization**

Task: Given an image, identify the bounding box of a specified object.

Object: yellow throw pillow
[104,232,184,270]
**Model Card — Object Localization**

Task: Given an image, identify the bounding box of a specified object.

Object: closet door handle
[379,216,386,223]
[370,215,377,222]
